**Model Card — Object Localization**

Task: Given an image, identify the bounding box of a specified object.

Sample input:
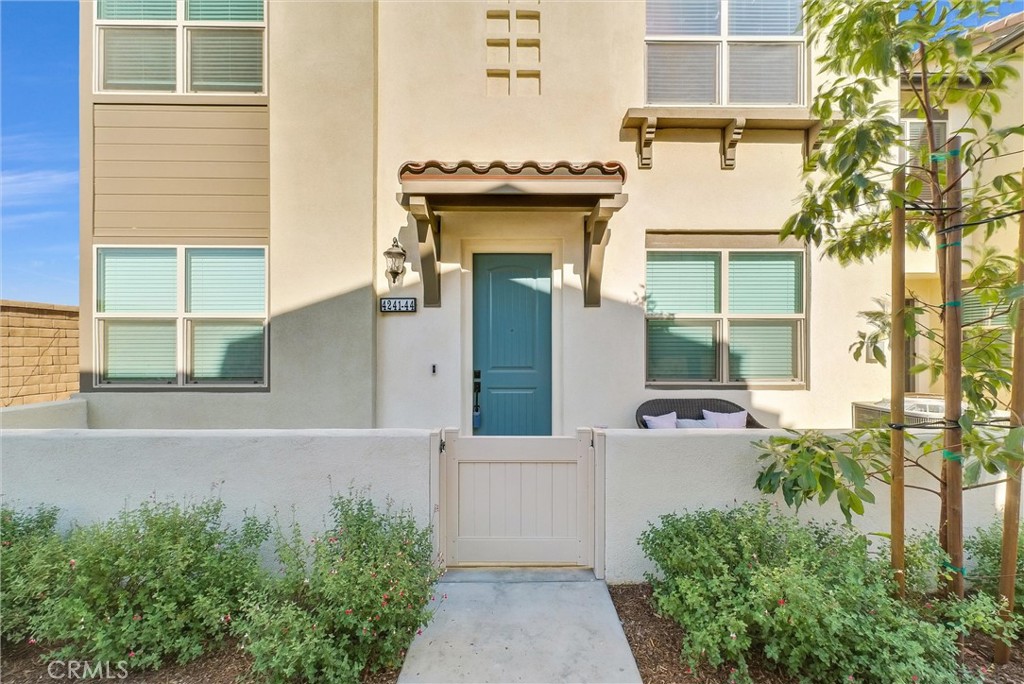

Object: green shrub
[901,531,953,601]
[965,518,1024,611]
[639,503,975,684]
[235,494,442,684]
[29,500,269,670]
[0,505,64,642]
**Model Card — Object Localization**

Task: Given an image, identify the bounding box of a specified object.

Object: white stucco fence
[1,426,1009,583]
[1,429,438,540]
[1,398,88,429]
[598,428,1006,583]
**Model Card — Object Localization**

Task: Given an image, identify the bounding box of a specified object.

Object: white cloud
[0,210,76,233]
[2,132,75,164]
[1,169,78,207]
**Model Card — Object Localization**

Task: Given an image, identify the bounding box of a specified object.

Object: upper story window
[645,0,804,106]
[96,0,265,94]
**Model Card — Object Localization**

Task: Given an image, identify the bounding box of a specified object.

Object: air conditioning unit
[852,396,948,428]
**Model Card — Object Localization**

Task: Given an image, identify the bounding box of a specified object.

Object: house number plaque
[379,297,417,313]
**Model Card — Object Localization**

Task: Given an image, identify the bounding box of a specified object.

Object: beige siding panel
[96,178,269,196]
[93,106,269,129]
[96,161,269,179]
[95,144,269,163]
[92,104,269,240]
[95,195,270,212]
[95,211,268,230]
[95,127,268,145]
[94,227,269,239]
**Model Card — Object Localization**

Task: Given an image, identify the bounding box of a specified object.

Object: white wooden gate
[441,429,594,566]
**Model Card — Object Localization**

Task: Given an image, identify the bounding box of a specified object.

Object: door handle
[473,370,482,429]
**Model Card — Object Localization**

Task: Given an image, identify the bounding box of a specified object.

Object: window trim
[94,0,267,95]
[644,245,809,388]
[644,0,806,107]
[93,244,269,389]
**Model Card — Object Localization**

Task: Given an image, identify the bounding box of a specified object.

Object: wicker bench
[636,398,767,429]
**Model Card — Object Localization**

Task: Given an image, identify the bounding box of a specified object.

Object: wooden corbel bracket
[720,117,746,170]
[803,121,823,171]
[405,195,441,307]
[637,116,658,170]
[583,194,629,307]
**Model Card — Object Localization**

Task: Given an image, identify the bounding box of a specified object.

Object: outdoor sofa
[635,398,767,429]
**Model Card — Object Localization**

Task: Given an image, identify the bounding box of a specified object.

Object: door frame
[461,239,563,437]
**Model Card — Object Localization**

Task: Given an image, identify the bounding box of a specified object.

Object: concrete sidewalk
[397,568,642,684]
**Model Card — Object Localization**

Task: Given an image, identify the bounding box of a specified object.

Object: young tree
[757,0,1023,598]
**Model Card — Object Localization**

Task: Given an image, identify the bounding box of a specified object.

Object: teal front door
[472,253,552,436]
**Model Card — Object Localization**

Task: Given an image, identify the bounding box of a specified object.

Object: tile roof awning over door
[397,161,628,307]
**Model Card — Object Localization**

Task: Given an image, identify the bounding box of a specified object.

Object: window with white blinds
[646,249,806,384]
[96,0,265,94]
[95,246,267,387]
[901,119,948,203]
[963,289,1013,367]
[645,0,804,106]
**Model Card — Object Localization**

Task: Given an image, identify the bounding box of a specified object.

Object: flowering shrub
[28,500,269,670]
[0,505,63,641]
[235,493,442,683]
[966,518,1024,612]
[639,503,983,684]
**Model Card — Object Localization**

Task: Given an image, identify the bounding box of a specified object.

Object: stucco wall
[1,301,79,407]
[78,1,378,429]
[0,398,88,429]
[1,429,436,537]
[374,1,893,433]
[600,429,1006,582]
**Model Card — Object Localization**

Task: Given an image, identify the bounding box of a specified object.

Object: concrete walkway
[398,568,642,684]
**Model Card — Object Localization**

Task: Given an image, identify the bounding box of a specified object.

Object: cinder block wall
[1,301,80,406]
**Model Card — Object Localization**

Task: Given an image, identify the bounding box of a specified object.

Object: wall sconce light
[383,237,407,283]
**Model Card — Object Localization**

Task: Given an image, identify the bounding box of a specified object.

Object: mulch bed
[0,640,399,684]
[609,583,1024,684]
[8,589,1024,684]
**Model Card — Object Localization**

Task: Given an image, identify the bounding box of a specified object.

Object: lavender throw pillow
[702,409,748,428]
[643,412,678,429]
[676,418,713,428]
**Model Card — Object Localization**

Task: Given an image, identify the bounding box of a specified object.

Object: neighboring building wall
[1,301,80,407]
[907,23,1022,398]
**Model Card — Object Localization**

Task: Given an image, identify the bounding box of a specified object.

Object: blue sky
[0,1,1021,306]
[2,0,79,305]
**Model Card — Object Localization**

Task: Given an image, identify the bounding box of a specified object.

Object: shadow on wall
[81,287,376,429]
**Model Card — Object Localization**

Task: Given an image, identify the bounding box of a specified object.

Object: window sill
[88,384,269,392]
[92,93,268,106]
[646,381,807,391]
[621,106,822,171]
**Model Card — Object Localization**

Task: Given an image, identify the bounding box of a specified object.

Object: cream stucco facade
[78,0,899,431]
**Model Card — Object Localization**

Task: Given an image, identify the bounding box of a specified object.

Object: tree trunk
[994,172,1024,664]
[891,169,907,597]
[942,138,964,598]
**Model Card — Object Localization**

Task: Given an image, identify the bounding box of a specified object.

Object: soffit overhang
[396,160,628,308]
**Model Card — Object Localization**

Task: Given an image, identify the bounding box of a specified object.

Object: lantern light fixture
[383,237,407,283]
